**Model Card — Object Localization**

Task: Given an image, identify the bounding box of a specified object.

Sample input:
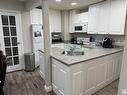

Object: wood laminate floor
[93,80,119,95]
[3,69,56,95]
[3,69,119,95]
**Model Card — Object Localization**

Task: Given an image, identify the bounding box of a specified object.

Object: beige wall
[0,0,25,12]
[25,0,41,10]
[0,0,33,53]
[21,11,33,53]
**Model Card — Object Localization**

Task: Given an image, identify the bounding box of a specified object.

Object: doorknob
[17,42,21,45]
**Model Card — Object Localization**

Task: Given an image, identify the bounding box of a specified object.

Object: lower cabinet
[52,52,123,95]
[52,59,71,95]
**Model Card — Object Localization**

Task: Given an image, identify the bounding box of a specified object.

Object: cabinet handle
[17,42,22,45]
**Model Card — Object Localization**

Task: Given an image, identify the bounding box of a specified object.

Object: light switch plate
[122,89,127,95]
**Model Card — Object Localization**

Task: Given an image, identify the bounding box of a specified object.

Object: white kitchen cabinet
[71,64,84,95]
[106,60,114,82]
[113,52,123,79]
[85,64,97,94]
[77,12,88,23]
[30,9,43,24]
[88,1,110,34]
[97,1,110,34]
[70,10,80,24]
[69,10,79,33]
[88,0,127,35]
[88,4,99,34]
[96,62,107,87]
[52,59,71,95]
[52,51,123,95]
[30,8,61,33]
[109,0,127,35]
[50,9,61,33]
[69,10,88,33]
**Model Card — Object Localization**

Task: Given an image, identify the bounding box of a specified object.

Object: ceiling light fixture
[56,0,62,2]
[71,2,77,5]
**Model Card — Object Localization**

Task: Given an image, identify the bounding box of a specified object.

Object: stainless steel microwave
[73,22,88,32]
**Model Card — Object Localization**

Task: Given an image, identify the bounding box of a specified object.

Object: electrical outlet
[122,89,127,95]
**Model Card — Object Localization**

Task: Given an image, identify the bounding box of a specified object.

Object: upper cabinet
[69,10,88,33]
[70,10,79,24]
[50,9,61,33]
[30,9,43,25]
[30,8,62,33]
[70,10,88,24]
[88,4,99,34]
[88,0,127,35]
[88,1,110,34]
[109,0,127,35]
[76,12,89,23]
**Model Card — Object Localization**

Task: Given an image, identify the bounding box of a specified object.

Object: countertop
[51,46,123,66]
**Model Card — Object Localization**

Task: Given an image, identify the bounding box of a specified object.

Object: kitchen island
[51,45,123,95]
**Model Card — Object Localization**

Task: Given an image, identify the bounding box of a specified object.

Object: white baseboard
[44,85,52,92]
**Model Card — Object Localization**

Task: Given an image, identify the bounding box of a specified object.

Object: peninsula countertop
[51,46,123,66]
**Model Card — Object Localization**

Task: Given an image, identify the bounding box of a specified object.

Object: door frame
[0,9,24,72]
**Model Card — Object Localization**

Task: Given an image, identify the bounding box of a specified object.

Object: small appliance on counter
[70,38,77,44]
[77,37,90,45]
[89,36,96,48]
[52,33,63,43]
[102,37,113,48]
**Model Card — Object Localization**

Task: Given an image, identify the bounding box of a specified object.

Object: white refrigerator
[31,24,44,67]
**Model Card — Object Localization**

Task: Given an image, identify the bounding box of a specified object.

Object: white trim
[0,9,24,72]
[0,9,21,14]
[44,85,52,92]
[18,12,25,70]
[40,70,45,81]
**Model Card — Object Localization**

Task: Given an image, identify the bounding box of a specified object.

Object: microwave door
[75,26,83,32]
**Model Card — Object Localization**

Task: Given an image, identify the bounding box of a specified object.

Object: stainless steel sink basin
[62,51,84,56]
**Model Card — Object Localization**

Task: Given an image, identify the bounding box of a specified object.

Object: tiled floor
[3,69,119,95]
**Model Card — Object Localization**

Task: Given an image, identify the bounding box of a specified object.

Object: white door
[0,11,23,72]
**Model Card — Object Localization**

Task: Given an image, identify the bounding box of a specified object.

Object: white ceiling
[47,0,104,10]
[19,0,104,10]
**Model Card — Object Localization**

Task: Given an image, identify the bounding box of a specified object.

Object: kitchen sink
[62,51,84,56]
[61,44,92,56]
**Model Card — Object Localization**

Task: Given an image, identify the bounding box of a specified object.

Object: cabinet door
[76,12,88,23]
[72,71,83,95]
[50,10,61,33]
[88,4,99,34]
[113,54,123,79]
[86,65,97,94]
[81,12,88,23]
[96,62,107,87]
[30,9,43,24]
[97,1,110,34]
[52,59,70,95]
[109,0,127,35]
[106,60,114,81]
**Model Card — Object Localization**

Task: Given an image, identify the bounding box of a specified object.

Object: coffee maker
[102,37,113,48]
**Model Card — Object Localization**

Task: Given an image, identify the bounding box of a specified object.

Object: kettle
[102,37,113,48]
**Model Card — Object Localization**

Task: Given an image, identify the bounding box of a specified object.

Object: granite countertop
[51,46,123,66]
